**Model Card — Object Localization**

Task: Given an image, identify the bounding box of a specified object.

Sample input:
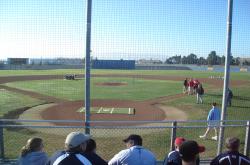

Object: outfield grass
[0,90,45,118]
[5,77,184,101]
[1,69,250,80]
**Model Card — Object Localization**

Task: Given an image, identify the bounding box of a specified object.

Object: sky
[0,0,249,60]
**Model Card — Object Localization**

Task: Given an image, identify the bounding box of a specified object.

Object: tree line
[165,51,249,66]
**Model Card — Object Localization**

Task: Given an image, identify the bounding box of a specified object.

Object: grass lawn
[0,90,45,118]
[0,69,250,80]
[5,77,184,101]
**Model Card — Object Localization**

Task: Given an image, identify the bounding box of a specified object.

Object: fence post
[0,121,5,159]
[170,121,177,151]
[244,121,250,157]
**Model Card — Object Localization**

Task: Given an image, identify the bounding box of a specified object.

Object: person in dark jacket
[18,137,48,165]
[196,84,204,104]
[83,138,108,165]
[46,131,92,165]
[179,141,205,165]
[210,137,250,165]
[163,137,186,165]
[227,88,233,107]
[163,137,201,165]
[183,78,188,94]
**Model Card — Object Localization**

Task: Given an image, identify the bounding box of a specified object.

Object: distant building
[137,59,163,64]
[29,58,84,65]
[239,57,250,65]
[7,58,29,65]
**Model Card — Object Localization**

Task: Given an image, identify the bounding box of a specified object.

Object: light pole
[217,0,233,155]
[85,0,92,134]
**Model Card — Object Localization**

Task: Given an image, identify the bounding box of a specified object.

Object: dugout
[92,59,135,69]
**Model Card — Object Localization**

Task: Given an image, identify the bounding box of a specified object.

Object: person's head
[179,140,205,164]
[65,132,90,153]
[174,137,186,150]
[21,137,44,157]
[225,137,240,152]
[212,102,217,107]
[85,138,97,153]
[123,134,142,148]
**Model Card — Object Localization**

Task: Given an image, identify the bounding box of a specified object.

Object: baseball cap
[179,140,205,160]
[175,137,186,146]
[65,132,90,149]
[123,134,142,145]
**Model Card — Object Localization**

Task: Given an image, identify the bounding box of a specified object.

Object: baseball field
[0,69,250,160]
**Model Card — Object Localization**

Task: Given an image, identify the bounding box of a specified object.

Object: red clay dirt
[0,74,248,126]
[41,100,166,126]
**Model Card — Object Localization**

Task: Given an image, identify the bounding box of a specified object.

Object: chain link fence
[0,119,249,162]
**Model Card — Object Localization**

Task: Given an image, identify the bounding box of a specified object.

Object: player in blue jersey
[199,102,221,141]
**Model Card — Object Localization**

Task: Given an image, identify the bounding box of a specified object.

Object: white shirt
[108,145,157,165]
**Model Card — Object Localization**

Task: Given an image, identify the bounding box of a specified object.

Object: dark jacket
[196,87,204,95]
[210,151,250,165]
[163,150,200,165]
[46,150,92,165]
[83,152,108,165]
[163,150,182,165]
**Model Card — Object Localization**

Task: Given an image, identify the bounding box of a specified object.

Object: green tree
[186,53,198,64]
[207,51,220,65]
[197,57,207,65]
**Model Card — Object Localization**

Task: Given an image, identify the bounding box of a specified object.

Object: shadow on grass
[1,102,51,134]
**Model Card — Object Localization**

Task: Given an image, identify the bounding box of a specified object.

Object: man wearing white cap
[46,131,92,165]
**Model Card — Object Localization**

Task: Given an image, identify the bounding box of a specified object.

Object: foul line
[97,107,103,114]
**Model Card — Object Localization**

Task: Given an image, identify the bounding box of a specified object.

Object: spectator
[108,134,156,165]
[83,138,108,165]
[210,137,250,165]
[163,137,201,165]
[199,102,221,141]
[196,84,204,104]
[46,131,92,165]
[17,137,48,165]
[163,137,185,165]
[179,140,205,165]
[227,88,233,107]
